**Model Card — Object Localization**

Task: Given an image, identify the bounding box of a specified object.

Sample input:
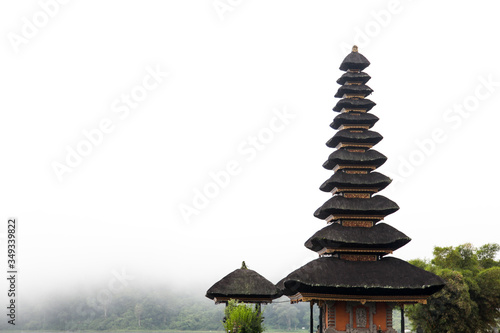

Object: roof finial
[241,261,247,269]
[352,45,358,53]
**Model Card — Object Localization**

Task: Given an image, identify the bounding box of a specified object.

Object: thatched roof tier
[206,265,281,303]
[278,257,445,297]
[330,112,379,129]
[320,171,392,192]
[314,195,399,220]
[334,84,373,98]
[322,149,387,170]
[336,71,371,85]
[333,98,376,112]
[304,223,410,253]
[339,50,371,71]
[326,130,383,148]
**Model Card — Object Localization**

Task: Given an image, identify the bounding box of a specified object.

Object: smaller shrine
[206,261,281,305]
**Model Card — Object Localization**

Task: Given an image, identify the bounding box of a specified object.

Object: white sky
[1,0,500,301]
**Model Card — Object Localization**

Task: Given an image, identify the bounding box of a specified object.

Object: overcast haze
[1,0,500,302]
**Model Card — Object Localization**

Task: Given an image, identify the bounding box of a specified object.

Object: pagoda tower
[278,46,445,333]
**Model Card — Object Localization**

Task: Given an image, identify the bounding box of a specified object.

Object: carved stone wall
[355,307,367,327]
[345,302,377,333]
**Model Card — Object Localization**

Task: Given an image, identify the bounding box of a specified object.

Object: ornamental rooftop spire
[278,46,444,333]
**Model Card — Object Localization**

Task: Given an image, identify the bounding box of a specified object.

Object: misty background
[0,0,499,315]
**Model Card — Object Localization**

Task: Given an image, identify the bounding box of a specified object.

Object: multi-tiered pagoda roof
[278,46,444,310]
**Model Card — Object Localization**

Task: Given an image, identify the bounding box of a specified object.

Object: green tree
[477,243,500,269]
[223,299,264,333]
[407,243,500,333]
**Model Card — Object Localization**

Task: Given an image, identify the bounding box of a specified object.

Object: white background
[1,0,499,299]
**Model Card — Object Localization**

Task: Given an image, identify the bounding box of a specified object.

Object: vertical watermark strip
[6,218,17,326]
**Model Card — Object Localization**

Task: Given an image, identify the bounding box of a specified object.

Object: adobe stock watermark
[339,0,412,55]
[178,106,296,224]
[75,268,135,320]
[51,64,168,182]
[212,0,243,21]
[385,74,499,193]
[7,0,71,54]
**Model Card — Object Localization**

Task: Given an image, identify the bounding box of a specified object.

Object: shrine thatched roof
[339,50,371,71]
[320,171,391,192]
[333,98,376,112]
[278,257,445,297]
[323,149,387,170]
[326,129,383,148]
[206,265,281,302]
[304,222,411,252]
[330,112,379,129]
[335,84,373,98]
[314,195,399,220]
[337,71,371,85]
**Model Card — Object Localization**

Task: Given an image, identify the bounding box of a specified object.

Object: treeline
[2,286,313,331]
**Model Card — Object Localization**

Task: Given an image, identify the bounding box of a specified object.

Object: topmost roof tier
[339,45,371,71]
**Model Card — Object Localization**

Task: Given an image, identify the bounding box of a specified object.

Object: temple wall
[373,303,387,330]
[322,301,395,332]
[335,301,349,331]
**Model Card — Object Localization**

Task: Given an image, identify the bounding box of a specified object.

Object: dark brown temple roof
[326,130,383,148]
[322,149,387,170]
[320,171,392,192]
[333,98,376,112]
[334,84,373,98]
[278,257,445,296]
[304,223,411,252]
[314,195,399,219]
[339,50,371,71]
[337,71,371,85]
[206,266,281,302]
[330,112,379,129]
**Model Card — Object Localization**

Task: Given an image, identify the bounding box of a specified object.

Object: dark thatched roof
[323,149,387,170]
[278,256,445,297]
[339,51,371,71]
[337,71,371,85]
[314,195,399,219]
[320,171,392,192]
[206,267,282,301]
[326,130,383,148]
[304,222,411,252]
[330,112,379,130]
[334,84,373,98]
[333,98,376,112]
